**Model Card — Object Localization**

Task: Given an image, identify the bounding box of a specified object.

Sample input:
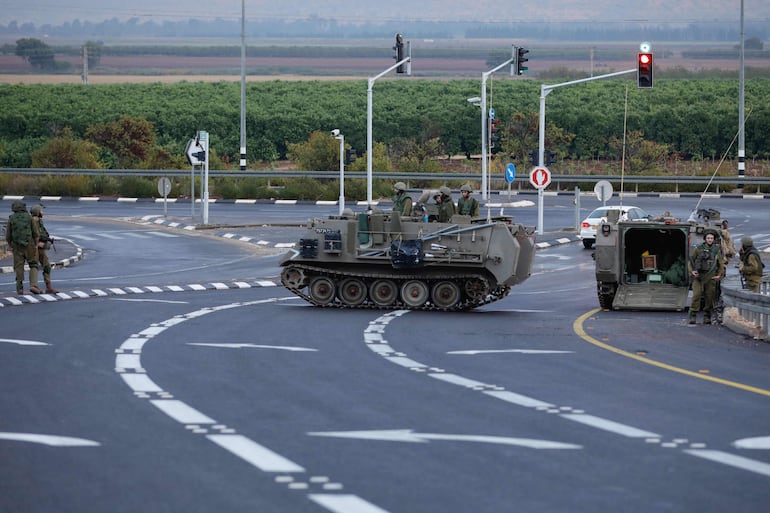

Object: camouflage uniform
[435,186,456,223]
[457,184,480,217]
[391,182,412,216]
[739,237,764,293]
[31,205,59,294]
[687,230,725,325]
[5,200,41,294]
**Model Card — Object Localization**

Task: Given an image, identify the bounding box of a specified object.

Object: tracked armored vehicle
[280,210,536,311]
[594,209,721,311]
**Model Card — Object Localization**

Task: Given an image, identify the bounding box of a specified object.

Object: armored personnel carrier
[280,209,536,311]
[594,209,721,311]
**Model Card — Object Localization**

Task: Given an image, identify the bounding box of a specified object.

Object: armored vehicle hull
[280,212,536,311]
[594,212,720,311]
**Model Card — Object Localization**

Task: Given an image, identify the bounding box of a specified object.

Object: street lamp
[332,129,345,215]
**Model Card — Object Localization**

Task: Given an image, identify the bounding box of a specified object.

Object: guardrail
[0,168,769,190]
[721,274,770,341]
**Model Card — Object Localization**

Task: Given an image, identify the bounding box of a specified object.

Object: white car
[579,205,650,249]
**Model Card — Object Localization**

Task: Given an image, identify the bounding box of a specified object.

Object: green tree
[287,131,340,171]
[609,130,670,174]
[30,128,102,169]
[15,38,56,70]
[86,115,157,168]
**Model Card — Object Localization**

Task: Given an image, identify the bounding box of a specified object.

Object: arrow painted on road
[307,429,580,449]
[447,349,574,355]
[734,436,770,449]
[187,343,317,352]
[0,432,100,447]
[0,338,49,346]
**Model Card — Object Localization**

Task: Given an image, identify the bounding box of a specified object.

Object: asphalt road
[1,197,769,513]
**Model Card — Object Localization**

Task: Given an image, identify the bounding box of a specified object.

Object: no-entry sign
[529,166,552,189]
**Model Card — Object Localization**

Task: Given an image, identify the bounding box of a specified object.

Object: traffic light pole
[367,54,411,207]
[537,68,634,235]
[480,47,515,205]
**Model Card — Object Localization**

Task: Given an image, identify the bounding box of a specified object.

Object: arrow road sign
[308,429,581,449]
[505,163,516,183]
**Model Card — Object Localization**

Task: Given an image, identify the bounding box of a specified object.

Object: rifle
[39,235,56,253]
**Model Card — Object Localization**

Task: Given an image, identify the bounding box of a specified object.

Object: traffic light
[394,33,405,74]
[489,119,500,154]
[345,148,357,165]
[516,47,529,75]
[529,149,538,166]
[637,52,653,88]
[546,150,557,166]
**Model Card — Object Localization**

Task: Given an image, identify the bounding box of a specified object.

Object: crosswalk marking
[58,231,181,241]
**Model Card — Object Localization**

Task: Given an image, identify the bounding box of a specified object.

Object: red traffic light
[637,52,653,88]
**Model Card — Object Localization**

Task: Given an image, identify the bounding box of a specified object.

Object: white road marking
[0,338,49,346]
[120,373,163,393]
[560,414,660,438]
[685,449,770,477]
[207,434,305,472]
[309,494,391,513]
[734,436,770,450]
[483,390,554,409]
[307,429,580,449]
[0,432,100,447]
[187,343,317,351]
[110,298,190,304]
[150,400,217,424]
[447,349,573,355]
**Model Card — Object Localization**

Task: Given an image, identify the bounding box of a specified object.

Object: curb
[0,237,84,274]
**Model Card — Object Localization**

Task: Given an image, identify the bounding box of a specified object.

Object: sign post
[529,166,552,235]
[157,177,172,217]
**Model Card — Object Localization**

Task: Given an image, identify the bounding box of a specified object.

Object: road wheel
[370,279,398,307]
[281,267,306,289]
[432,281,461,309]
[401,280,429,308]
[339,278,367,306]
[464,278,488,300]
[309,276,336,305]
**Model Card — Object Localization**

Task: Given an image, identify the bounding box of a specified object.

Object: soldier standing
[738,236,765,293]
[719,219,736,263]
[687,229,725,325]
[31,205,60,294]
[391,182,413,216]
[457,184,480,217]
[5,200,42,295]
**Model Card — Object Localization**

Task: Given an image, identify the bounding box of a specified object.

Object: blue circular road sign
[505,163,516,183]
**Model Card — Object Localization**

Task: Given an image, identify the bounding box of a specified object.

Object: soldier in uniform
[738,236,765,293]
[687,229,725,325]
[719,219,736,263]
[5,200,42,295]
[435,186,456,223]
[31,204,60,294]
[457,184,480,217]
[391,182,412,216]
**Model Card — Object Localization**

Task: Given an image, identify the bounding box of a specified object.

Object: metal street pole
[366,54,410,207]
[738,0,745,188]
[336,133,345,215]
[239,0,246,171]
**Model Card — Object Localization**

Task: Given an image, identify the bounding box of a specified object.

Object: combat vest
[741,246,765,271]
[34,217,50,240]
[458,197,478,216]
[9,211,33,246]
[693,243,719,273]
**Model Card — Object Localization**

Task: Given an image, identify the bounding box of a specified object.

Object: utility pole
[239,0,247,171]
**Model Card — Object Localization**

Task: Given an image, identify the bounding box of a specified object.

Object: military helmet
[394,181,406,192]
[11,200,26,212]
[703,228,719,240]
[31,205,44,216]
[439,186,452,196]
[741,236,754,247]
[460,184,472,193]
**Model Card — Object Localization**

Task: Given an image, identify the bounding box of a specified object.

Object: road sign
[185,138,204,165]
[594,180,613,203]
[488,107,495,120]
[529,166,551,189]
[157,177,172,197]
[505,163,516,183]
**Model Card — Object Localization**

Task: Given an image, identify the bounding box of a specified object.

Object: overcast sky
[0,0,767,26]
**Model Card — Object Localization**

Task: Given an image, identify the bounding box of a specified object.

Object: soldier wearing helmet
[434,186,456,223]
[5,200,42,294]
[687,228,725,325]
[738,236,765,293]
[457,184,479,217]
[391,182,412,216]
[31,204,59,294]
[719,219,736,262]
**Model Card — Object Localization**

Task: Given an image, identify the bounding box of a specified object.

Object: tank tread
[281,263,509,311]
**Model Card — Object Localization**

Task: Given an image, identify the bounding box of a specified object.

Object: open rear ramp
[612,283,690,311]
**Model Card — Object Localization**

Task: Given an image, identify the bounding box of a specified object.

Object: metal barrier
[721,274,770,341]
